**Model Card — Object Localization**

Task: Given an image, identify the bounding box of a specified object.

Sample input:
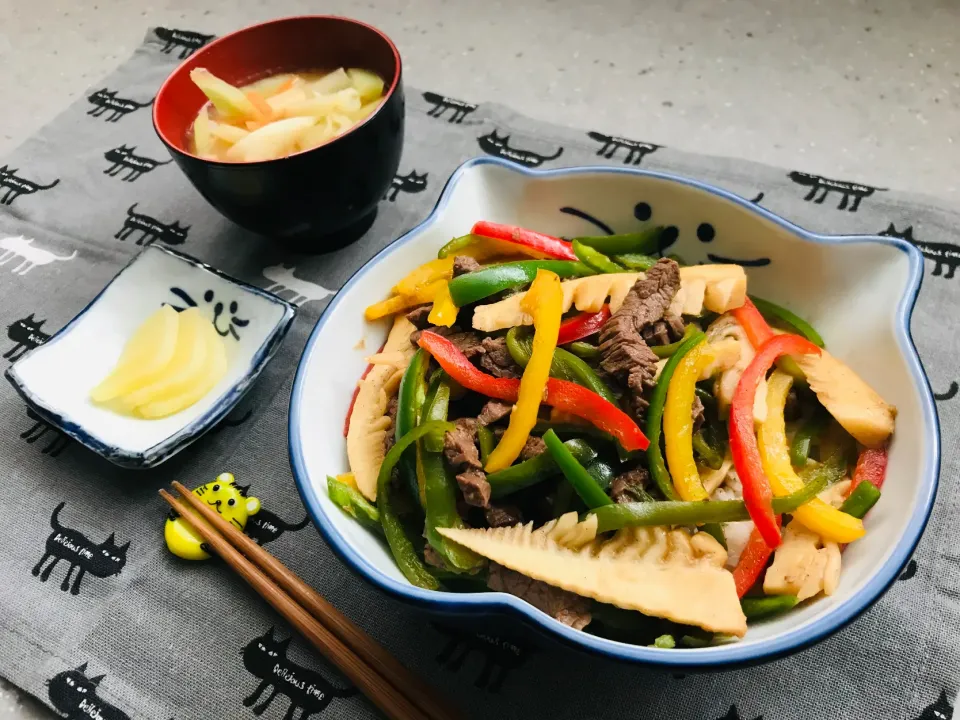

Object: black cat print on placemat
[423,91,478,124]
[880,223,960,280]
[21,408,70,457]
[899,558,919,581]
[384,170,428,202]
[168,287,249,340]
[245,508,311,546]
[587,131,660,166]
[115,203,189,247]
[749,192,765,204]
[4,313,50,361]
[431,622,533,693]
[47,663,130,720]
[788,171,885,212]
[212,407,253,434]
[712,706,762,720]
[103,145,172,182]
[913,689,954,720]
[0,165,59,206]
[86,89,154,123]
[155,27,215,59]
[477,130,563,168]
[934,381,958,402]
[32,502,129,596]
[241,627,357,718]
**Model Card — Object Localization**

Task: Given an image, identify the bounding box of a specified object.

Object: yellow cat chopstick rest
[165,472,261,560]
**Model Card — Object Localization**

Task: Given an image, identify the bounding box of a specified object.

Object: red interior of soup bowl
[154,15,402,158]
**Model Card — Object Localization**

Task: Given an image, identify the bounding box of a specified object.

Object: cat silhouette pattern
[115,203,189,246]
[477,130,563,167]
[245,509,311,546]
[5,313,50,361]
[788,171,885,212]
[913,690,953,720]
[32,502,129,596]
[47,663,130,720]
[432,622,532,692]
[899,558,919,581]
[587,131,660,165]
[880,223,960,280]
[86,89,154,123]
[168,287,249,340]
[0,236,76,276]
[103,145,172,182]
[423,91,478,123]
[0,165,59,205]
[212,407,253,434]
[155,27,215,59]
[713,706,762,720]
[21,408,70,457]
[262,264,336,305]
[384,171,428,202]
[241,627,357,718]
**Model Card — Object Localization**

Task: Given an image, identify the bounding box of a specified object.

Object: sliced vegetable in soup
[188,67,386,162]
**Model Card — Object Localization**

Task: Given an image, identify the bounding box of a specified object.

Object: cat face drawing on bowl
[289,157,939,669]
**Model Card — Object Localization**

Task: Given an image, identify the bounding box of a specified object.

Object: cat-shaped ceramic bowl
[6,246,295,469]
[288,157,939,667]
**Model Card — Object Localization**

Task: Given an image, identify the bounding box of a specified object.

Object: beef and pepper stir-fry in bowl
[329,220,896,647]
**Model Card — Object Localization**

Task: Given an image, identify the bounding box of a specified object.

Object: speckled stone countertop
[0,0,957,716]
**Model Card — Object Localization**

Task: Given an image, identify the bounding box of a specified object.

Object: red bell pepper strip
[471,221,577,261]
[732,296,774,348]
[850,447,888,492]
[342,340,386,437]
[556,306,611,345]
[732,517,783,597]
[417,331,649,451]
[729,333,822,549]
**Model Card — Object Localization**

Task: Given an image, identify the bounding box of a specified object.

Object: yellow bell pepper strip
[663,337,715,501]
[393,257,455,296]
[758,370,865,543]
[427,282,458,327]
[485,269,563,472]
[364,279,445,321]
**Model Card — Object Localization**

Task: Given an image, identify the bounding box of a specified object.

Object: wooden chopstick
[160,488,460,720]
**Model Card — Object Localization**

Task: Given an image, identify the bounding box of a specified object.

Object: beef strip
[478,399,513,426]
[599,258,681,417]
[692,394,706,435]
[610,467,651,504]
[423,543,448,570]
[405,304,433,330]
[453,255,482,277]
[484,504,524,528]
[382,395,399,454]
[443,418,492,508]
[520,435,547,461]
[479,336,522,378]
[411,325,486,359]
[641,312,686,347]
[488,563,592,630]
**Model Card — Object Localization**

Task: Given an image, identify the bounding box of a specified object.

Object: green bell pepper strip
[567,341,601,359]
[679,634,711,648]
[585,458,616,491]
[741,594,799,620]
[790,410,828,468]
[749,296,825,348]
[506,328,618,405]
[651,325,698,358]
[839,481,881,519]
[612,253,658,271]
[396,348,430,505]
[701,523,727,549]
[646,330,706,501]
[421,376,451,453]
[572,240,624,274]
[377,421,453,589]
[437,233,482,258]
[651,634,676,649]
[574,226,663,256]
[327,476,382,534]
[543,429,613,508]
[477,424,495,465]
[693,424,727,470]
[419,446,484,571]
[487,438,596,498]
[447,260,591,307]
[591,465,830,532]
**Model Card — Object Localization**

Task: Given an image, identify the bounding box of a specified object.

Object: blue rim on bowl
[288,156,940,668]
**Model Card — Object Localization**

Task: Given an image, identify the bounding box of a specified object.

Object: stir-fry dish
[330,221,896,646]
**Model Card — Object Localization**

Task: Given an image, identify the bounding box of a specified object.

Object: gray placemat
[0,27,956,720]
